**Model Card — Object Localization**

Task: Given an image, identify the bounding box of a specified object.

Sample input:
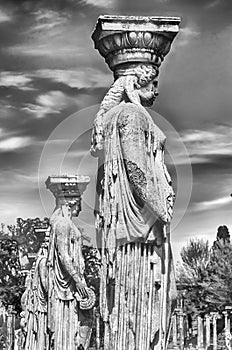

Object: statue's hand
[75,282,88,299]
[75,287,96,310]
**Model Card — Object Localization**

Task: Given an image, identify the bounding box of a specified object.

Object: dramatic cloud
[193,196,232,211]
[80,0,115,8]
[0,136,32,152]
[180,125,232,162]
[0,72,32,89]
[32,9,70,32]
[22,90,79,118]
[35,68,112,89]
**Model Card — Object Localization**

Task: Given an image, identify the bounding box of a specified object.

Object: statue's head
[57,196,81,217]
[136,66,159,107]
[115,63,159,107]
[91,63,160,155]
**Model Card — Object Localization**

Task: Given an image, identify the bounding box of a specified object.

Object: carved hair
[91,64,159,155]
[101,64,158,113]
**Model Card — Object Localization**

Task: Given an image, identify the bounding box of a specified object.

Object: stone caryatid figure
[21,233,49,350]
[45,175,95,350]
[22,175,95,350]
[90,15,180,350]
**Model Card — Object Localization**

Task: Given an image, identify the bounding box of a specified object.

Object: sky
[0,0,232,262]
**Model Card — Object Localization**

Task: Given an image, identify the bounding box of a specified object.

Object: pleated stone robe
[92,102,177,350]
[21,252,48,350]
[47,209,92,350]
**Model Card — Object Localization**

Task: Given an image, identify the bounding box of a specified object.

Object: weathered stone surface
[45,174,90,199]
[21,175,95,350]
[92,15,180,70]
[91,15,180,350]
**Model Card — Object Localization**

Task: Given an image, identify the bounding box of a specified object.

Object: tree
[7,217,49,255]
[176,238,211,314]
[202,226,232,311]
[213,225,230,247]
[82,245,101,300]
[0,217,49,313]
[0,238,25,313]
[177,238,210,284]
[177,226,232,314]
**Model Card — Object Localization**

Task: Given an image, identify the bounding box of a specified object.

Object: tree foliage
[0,217,49,313]
[177,238,211,314]
[0,238,25,313]
[203,234,232,311]
[82,245,101,302]
[7,217,49,256]
[177,226,232,314]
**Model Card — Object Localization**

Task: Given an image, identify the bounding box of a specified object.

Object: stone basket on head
[92,15,181,71]
[45,175,90,199]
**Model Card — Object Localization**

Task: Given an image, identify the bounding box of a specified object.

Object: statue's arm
[55,218,86,289]
[118,108,171,224]
[38,258,48,292]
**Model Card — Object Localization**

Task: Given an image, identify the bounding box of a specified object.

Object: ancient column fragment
[205,314,211,349]
[197,316,204,350]
[172,311,178,349]
[91,15,180,350]
[211,312,219,350]
[179,311,185,350]
[6,305,15,350]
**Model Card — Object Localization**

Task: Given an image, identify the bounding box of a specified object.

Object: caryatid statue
[90,15,180,350]
[45,175,96,350]
[20,229,50,350]
[22,175,96,350]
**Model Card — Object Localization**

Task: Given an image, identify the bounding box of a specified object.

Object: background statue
[20,233,49,350]
[46,175,95,350]
[91,15,180,350]
[21,175,95,350]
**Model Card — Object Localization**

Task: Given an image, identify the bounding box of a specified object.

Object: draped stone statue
[21,175,95,350]
[91,15,180,350]
[21,231,49,350]
[46,175,95,350]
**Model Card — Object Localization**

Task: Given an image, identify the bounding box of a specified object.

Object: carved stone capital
[46,175,90,199]
[92,15,180,71]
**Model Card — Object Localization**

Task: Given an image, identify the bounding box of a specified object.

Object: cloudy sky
[0,0,232,261]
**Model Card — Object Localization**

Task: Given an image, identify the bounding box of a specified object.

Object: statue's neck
[54,204,72,219]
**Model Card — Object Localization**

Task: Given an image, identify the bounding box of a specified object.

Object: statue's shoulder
[50,212,71,233]
[110,102,149,128]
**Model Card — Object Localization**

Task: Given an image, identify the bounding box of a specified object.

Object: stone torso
[95,102,174,248]
[49,210,85,300]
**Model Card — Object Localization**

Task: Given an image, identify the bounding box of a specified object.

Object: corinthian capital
[92,15,181,71]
